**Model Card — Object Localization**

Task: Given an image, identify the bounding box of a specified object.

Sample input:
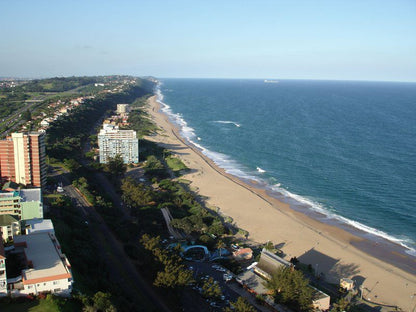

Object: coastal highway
[49,165,171,312]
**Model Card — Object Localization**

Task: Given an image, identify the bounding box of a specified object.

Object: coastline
[145,95,416,308]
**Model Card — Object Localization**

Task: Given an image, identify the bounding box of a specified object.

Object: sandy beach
[145,95,416,309]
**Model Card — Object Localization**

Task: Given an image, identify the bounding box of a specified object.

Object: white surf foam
[257,167,266,173]
[213,120,241,127]
[269,183,415,251]
[405,248,416,257]
[155,83,416,254]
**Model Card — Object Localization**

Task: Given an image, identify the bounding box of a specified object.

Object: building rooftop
[0,191,19,198]
[310,285,330,300]
[24,219,54,234]
[0,214,19,226]
[2,181,19,191]
[14,233,71,285]
[19,189,42,202]
[255,249,291,276]
[236,270,270,295]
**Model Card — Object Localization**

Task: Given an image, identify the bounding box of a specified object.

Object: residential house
[0,214,20,241]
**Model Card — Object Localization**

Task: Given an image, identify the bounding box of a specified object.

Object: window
[53,281,59,285]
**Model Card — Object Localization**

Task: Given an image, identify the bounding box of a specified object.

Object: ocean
[156,78,416,257]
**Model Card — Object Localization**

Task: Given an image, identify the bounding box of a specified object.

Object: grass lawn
[165,156,188,174]
[0,298,82,312]
[0,300,59,312]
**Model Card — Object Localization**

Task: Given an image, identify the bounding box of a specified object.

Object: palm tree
[216,239,226,258]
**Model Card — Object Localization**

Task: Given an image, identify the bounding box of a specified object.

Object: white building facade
[98,124,139,164]
[116,103,130,114]
[13,232,73,296]
[0,244,6,296]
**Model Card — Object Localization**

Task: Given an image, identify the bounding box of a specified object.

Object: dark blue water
[157,79,416,253]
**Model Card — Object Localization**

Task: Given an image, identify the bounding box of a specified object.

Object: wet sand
[145,95,416,309]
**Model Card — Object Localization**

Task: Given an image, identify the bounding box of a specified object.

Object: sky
[0,0,415,81]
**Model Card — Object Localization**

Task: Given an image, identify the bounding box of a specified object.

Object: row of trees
[17,76,98,92]
[140,234,194,288]
[265,266,312,311]
[46,80,154,160]
[121,176,228,242]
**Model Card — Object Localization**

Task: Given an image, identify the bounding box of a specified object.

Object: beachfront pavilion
[236,248,330,311]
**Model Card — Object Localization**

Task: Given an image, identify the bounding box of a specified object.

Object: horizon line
[1,75,415,84]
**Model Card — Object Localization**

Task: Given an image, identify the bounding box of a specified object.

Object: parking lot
[186,260,239,309]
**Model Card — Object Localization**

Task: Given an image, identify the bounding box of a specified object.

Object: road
[50,166,171,312]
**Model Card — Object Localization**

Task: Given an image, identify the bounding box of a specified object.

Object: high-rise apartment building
[116,103,130,114]
[98,124,139,164]
[0,132,46,188]
[0,189,43,221]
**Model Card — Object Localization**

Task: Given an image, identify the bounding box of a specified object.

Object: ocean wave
[155,84,415,254]
[257,167,266,173]
[269,183,416,251]
[405,248,416,257]
[213,120,241,127]
[156,84,198,142]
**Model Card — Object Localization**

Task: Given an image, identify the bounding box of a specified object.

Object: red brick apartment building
[0,133,46,188]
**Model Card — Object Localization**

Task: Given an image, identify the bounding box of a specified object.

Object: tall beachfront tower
[98,123,139,164]
[116,103,130,114]
[0,132,47,188]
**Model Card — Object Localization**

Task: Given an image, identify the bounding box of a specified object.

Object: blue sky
[1,0,415,81]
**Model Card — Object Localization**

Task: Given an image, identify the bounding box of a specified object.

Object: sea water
[156,78,416,255]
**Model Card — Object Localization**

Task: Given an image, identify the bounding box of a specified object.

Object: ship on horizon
[264,79,279,83]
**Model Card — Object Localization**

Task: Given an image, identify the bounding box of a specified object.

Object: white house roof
[14,232,71,285]
[25,219,54,234]
[19,189,42,202]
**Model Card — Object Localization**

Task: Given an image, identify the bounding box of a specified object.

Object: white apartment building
[13,232,73,296]
[116,103,130,114]
[98,123,139,164]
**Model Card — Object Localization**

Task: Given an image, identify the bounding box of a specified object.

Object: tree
[224,297,256,312]
[153,262,193,288]
[331,297,350,312]
[264,241,274,251]
[105,154,126,177]
[201,277,222,299]
[264,266,312,311]
[21,109,32,121]
[216,239,226,258]
[82,291,117,312]
[64,158,80,172]
[209,220,226,236]
[121,177,153,206]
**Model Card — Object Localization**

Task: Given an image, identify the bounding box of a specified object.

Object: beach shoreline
[145,94,416,308]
